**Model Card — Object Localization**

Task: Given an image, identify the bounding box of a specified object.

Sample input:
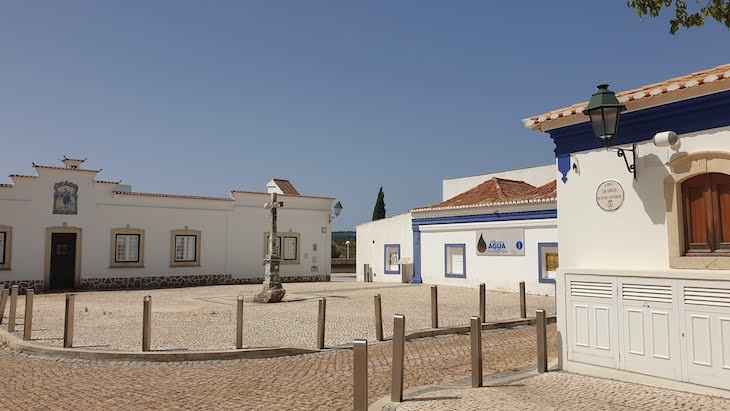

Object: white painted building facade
[0,157,335,291]
[524,64,730,394]
[357,165,558,295]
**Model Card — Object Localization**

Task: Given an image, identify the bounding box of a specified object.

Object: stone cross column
[254,192,287,303]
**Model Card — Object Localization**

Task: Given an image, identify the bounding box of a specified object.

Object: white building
[356,165,558,295]
[0,157,335,291]
[524,64,730,394]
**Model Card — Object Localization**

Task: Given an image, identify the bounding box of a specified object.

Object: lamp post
[583,84,636,179]
[345,240,351,259]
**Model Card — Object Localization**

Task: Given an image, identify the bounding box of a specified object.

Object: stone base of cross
[254,193,287,303]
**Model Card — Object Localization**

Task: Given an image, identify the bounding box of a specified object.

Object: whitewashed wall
[0,165,333,285]
[419,220,557,295]
[356,212,412,283]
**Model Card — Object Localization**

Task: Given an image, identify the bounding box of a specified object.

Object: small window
[538,242,558,284]
[115,234,140,262]
[110,227,144,268]
[682,173,730,255]
[175,235,197,262]
[445,244,466,278]
[384,244,400,274]
[264,232,300,264]
[0,226,10,270]
[170,228,201,267]
[282,236,298,260]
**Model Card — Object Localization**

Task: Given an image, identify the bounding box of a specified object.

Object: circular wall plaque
[596,180,624,211]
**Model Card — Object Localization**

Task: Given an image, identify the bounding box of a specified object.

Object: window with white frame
[282,236,298,261]
[445,244,466,278]
[384,244,400,274]
[175,235,197,262]
[264,232,300,264]
[115,234,140,263]
[538,243,558,284]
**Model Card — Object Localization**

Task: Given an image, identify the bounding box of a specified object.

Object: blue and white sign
[475,228,525,256]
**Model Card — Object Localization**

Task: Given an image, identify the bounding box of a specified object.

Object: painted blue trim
[537,242,558,285]
[412,209,556,227]
[444,243,467,279]
[557,155,570,184]
[548,90,730,157]
[383,244,401,275]
[411,228,422,283]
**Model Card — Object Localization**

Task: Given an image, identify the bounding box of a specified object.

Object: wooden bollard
[536,309,548,373]
[374,294,383,341]
[236,295,244,349]
[353,339,368,411]
[430,285,438,329]
[142,295,152,352]
[479,283,486,323]
[63,293,75,348]
[471,316,483,388]
[8,285,18,332]
[519,281,527,319]
[317,297,326,349]
[391,314,405,403]
[23,289,34,340]
[0,287,9,324]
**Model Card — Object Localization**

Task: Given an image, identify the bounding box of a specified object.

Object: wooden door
[50,233,76,289]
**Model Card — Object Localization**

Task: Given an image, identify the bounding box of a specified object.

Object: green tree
[371,187,386,221]
[628,0,730,34]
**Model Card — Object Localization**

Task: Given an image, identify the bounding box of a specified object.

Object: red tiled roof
[113,191,234,202]
[413,178,557,212]
[272,179,300,196]
[524,63,730,131]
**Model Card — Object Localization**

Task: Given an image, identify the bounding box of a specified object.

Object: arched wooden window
[682,173,730,255]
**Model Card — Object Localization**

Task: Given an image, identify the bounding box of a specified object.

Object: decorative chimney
[61,156,87,169]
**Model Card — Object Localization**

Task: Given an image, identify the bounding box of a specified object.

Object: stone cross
[254,192,287,303]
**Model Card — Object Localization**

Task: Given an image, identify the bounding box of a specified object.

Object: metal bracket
[614,143,637,180]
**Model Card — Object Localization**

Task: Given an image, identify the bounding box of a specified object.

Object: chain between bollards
[536,309,548,373]
[8,285,18,332]
[317,297,326,349]
[0,287,9,325]
[374,294,383,342]
[391,314,405,403]
[142,295,152,352]
[479,283,486,323]
[430,285,438,329]
[23,289,34,340]
[63,293,75,348]
[519,281,527,319]
[470,316,483,388]
[236,295,244,349]
[353,339,368,411]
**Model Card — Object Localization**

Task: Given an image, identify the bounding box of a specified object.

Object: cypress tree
[372,187,386,221]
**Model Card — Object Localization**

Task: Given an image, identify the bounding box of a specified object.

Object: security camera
[653,131,679,147]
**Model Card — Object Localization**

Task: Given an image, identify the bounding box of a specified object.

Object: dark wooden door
[50,233,76,289]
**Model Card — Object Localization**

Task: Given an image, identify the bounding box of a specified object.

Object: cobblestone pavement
[0,324,557,410]
[0,282,555,351]
[394,371,730,410]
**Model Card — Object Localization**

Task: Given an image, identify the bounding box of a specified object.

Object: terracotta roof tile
[413,178,556,212]
[272,179,300,196]
[523,63,730,130]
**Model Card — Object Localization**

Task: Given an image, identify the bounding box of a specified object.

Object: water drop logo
[477,234,487,253]
[516,241,523,250]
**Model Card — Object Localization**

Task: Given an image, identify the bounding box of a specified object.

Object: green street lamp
[583,84,636,179]
[583,84,626,147]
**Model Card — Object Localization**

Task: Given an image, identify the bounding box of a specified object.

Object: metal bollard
[471,316,483,388]
[353,339,368,411]
[23,289,34,340]
[479,283,486,323]
[0,287,9,325]
[536,309,548,373]
[391,314,406,403]
[8,285,18,332]
[374,294,383,341]
[236,295,244,349]
[317,297,326,349]
[63,293,75,348]
[519,281,527,319]
[142,295,152,352]
[430,285,438,329]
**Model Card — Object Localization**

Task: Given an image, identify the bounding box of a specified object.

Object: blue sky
[1,1,728,230]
